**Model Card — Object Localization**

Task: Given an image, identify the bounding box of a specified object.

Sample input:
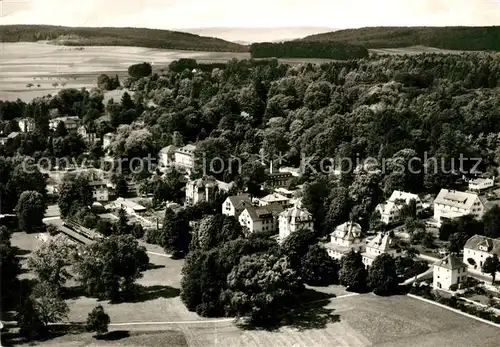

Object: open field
[0,43,470,102]
[0,42,249,101]
[7,231,500,347]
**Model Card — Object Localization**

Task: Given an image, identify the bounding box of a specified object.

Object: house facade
[89,180,109,202]
[433,189,484,227]
[18,118,34,132]
[361,232,401,268]
[49,116,79,131]
[238,204,283,235]
[463,235,500,276]
[468,178,494,192]
[376,190,423,224]
[222,194,251,217]
[325,221,364,260]
[278,204,314,241]
[185,176,233,206]
[157,144,197,173]
[103,133,114,150]
[433,254,468,291]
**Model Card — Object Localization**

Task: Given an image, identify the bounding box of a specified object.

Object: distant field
[0,42,249,101]
[0,42,473,102]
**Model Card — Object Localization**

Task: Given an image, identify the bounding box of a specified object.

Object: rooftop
[244,203,284,221]
[434,254,467,270]
[227,194,251,209]
[464,234,500,254]
[434,189,480,210]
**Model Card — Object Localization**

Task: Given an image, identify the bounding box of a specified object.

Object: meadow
[9,231,500,347]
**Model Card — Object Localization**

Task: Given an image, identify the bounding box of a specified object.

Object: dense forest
[0,25,247,52]
[250,41,369,60]
[2,52,500,229]
[301,26,500,51]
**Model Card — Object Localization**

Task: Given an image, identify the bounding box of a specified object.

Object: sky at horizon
[0,0,499,29]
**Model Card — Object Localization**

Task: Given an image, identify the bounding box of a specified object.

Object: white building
[18,118,34,132]
[433,189,484,227]
[49,116,79,131]
[361,232,401,268]
[325,221,363,260]
[112,197,147,215]
[433,254,468,291]
[463,235,500,276]
[103,133,114,150]
[157,144,197,173]
[222,194,251,217]
[174,144,196,172]
[258,193,290,207]
[78,126,97,143]
[376,190,423,224]
[239,204,284,235]
[278,204,314,241]
[185,176,233,206]
[158,145,177,168]
[468,177,494,192]
[89,180,109,202]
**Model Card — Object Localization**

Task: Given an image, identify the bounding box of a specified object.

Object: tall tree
[222,253,304,326]
[86,305,110,337]
[16,190,45,232]
[339,249,367,292]
[482,254,500,284]
[368,254,399,295]
[162,208,191,257]
[482,205,500,239]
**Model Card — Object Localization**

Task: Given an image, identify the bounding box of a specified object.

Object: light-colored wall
[222,199,235,216]
[175,152,194,168]
[463,247,500,279]
[433,265,467,290]
[93,188,109,202]
[433,198,484,226]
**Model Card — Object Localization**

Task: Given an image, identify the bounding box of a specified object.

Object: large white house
[222,194,251,217]
[239,204,284,235]
[376,190,423,224]
[49,116,79,131]
[325,221,364,260]
[468,177,495,192]
[463,235,500,276]
[433,189,484,227]
[278,204,314,241]
[433,254,468,291]
[185,176,233,206]
[158,144,197,173]
[361,232,401,268]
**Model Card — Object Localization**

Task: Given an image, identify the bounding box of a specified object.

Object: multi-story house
[18,118,34,132]
[468,177,495,192]
[278,204,314,241]
[361,232,401,268]
[433,189,484,227]
[49,116,79,131]
[239,204,284,235]
[157,144,197,173]
[89,180,109,202]
[325,221,364,260]
[222,194,251,217]
[463,235,500,276]
[185,176,233,206]
[433,254,468,291]
[376,190,423,224]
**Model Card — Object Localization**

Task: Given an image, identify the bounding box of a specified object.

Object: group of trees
[250,41,369,60]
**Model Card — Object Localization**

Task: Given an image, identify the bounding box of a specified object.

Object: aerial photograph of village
[0,1,500,346]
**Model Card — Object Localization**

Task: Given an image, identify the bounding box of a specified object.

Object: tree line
[250,41,369,60]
